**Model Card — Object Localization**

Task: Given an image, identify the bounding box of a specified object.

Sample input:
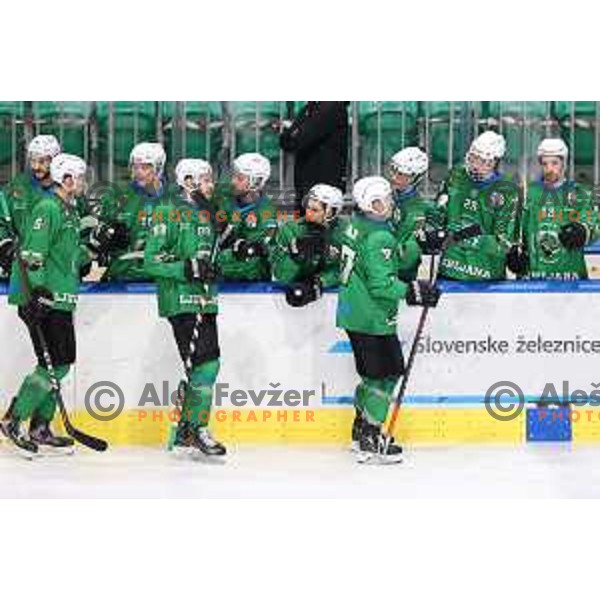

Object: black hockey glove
[21,287,54,326]
[232,239,268,261]
[0,238,16,274]
[405,280,441,308]
[87,222,130,256]
[415,226,447,255]
[558,222,588,250]
[184,258,218,284]
[506,244,529,276]
[285,276,323,307]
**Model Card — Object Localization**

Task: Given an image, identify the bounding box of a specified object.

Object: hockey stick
[383,222,482,451]
[510,177,528,280]
[15,252,108,452]
[168,222,233,449]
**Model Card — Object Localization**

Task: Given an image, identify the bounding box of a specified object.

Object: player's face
[29,155,52,181]
[306,199,326,225]
[390,170,412,191]
[183,175,195,194]
[466,152,496,180]
[61,174,86,201]
[541,156,565,184]
[232,172,250,196]
[199,175,214,199]
[132,162,156,187]
[73,173,87,197]
[372,196,393,219]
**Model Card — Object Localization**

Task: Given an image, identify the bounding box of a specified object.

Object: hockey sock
[354,377,379,413]
[13,364,70,423]
[184,359,220,427]
[362,377,398,425]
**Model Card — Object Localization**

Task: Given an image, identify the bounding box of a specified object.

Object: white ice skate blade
[356,450,403,465]
[0,439,40,461]
[170,445,195,458]
[170,446,226,464]
[187,449,227,465]
[37,446,76,457]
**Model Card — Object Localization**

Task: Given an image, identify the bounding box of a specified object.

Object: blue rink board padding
[5,279,600,295]
[527,407,573,442]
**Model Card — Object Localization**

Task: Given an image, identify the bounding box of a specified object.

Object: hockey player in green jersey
[387,147,439,281]
[91,142,170,281]
[271,183,345,307]
[1,154,91,455]
[337,176,441,463]
[0,135,62,280]
[437,131,519,281]
[144,158,226,457]
[216,153,277,281]
[507,138,599,280]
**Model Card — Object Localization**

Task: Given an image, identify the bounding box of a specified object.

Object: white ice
[2,444,600,498]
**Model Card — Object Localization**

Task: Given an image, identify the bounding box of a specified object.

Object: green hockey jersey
[271,216,346,287]
[521,180,598,279]
[336,214,408,336]
[392,187,439,282]
[144,194,218,318]
[0,174,56,245]
[438,166,519,281]
[8,193,89,312]
[96,180,171,281]
[215,188,278,281]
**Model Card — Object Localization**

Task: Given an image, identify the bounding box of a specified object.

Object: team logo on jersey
[537,229,561,263]
[488,191,505,208]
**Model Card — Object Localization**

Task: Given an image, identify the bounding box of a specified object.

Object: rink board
[2,280,600,445]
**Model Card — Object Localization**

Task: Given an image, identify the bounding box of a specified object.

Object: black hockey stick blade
[57,400,108,452]
[65,424,108,452]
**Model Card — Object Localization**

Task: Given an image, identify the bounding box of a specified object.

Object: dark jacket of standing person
[280,101,349,206]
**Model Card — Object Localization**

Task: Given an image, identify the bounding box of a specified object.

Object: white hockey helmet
[389,147,429,178]
[537,138,569,161]
[467,131,506,162]
[352,176,393,216]
[175,158,213,189]
[233,152,271,191]
[307,184,344,210]
[129,142,166,175]
[50,153,87,185]
[28,135,61,159]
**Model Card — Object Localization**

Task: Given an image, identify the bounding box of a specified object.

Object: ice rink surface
[2,444,600,498]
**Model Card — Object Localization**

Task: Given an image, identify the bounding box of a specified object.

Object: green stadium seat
[231,101,284,164]
[0,102,22,172]
[421,101,475,167]
[161,102,223,168]
[96,102,157,178]
[358,101,419,175]
[32,102,90,159]
[554,101,598,167]
[485,102,554,166]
